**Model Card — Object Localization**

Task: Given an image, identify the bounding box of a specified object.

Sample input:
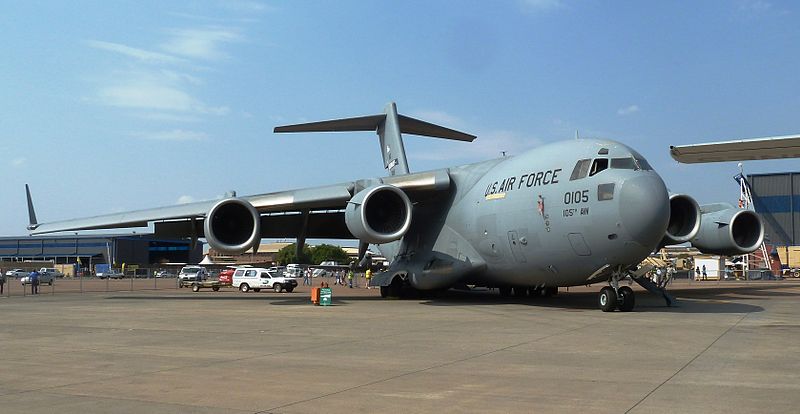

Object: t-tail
[274,102,476,176]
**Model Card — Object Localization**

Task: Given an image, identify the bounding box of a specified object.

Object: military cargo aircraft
[26,103,765,311]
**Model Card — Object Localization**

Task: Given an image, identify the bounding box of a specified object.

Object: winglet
[25,184,39,230]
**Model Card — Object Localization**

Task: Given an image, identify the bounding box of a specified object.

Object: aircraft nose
[618,174,670,249]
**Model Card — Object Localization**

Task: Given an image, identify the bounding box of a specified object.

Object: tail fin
[274,102,476,176]
[25,184,39,230]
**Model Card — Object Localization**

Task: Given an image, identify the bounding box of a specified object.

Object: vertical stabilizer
[25,184,38,230]
[377,102,409,176]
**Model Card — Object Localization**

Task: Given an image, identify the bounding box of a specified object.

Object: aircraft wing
[670,134,800,163]
[27,169,451,240]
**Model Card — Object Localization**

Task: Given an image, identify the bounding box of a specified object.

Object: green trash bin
[320,287,332,306]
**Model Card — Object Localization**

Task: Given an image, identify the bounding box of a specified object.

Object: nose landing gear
[598,267,636,312]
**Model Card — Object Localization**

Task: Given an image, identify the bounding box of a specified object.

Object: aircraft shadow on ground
[107,288,764,313]
[417,289,764,314]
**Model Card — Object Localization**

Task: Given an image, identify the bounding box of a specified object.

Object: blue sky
[2,0,799,237]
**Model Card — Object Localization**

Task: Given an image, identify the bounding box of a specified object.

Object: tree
[275,243,312,265]
[310,244,349,265]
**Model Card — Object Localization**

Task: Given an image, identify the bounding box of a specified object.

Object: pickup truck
[232,267,297,293]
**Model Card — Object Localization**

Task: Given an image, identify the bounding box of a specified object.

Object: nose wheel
[598,268,636,312]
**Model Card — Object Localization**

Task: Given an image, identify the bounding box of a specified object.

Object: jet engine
[345,184,412,244]
[690,205,764,256]
[660,193,701,246]
[203,198,261,254]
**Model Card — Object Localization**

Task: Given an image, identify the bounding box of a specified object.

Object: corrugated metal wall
[749,173,800,245]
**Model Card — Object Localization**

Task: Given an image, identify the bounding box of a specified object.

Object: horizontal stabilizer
[275,114,476,142]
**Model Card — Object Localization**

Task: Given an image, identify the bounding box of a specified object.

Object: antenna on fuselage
[575,130,580,140]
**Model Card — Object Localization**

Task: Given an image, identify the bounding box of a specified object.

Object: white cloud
[87,40,184,64]
[738,0,773,13]
[520,0,564,12]
[220,1,271,13]
[408,110,466,129]
[412,129,541,162]
[177,195,196,204]
[95,74,229,115]
[10,157,27,167]
[160,27,241,60]
[617,105,640,116]
[133,129,209,141]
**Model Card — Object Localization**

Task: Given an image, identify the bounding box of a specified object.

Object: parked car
[178,266,208,282]
[5,268,27,279]
[155,270,175,278]
[232,267,297,293]
[96,269,124,279]
[39,267,64,278]
[21,272,54,286]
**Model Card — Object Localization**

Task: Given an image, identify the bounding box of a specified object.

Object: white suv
[178,266,208,282]
[232,268,297,293]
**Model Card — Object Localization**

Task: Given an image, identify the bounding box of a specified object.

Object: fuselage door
[567,233,591,256]
[507,231,527,263]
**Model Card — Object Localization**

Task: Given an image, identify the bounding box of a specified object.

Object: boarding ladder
[736,173,770,269]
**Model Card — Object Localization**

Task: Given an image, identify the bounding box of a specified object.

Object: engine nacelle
[660,193,701,246]
[345,184,412,244]
[203,198,261,254]
[691,205,764,256]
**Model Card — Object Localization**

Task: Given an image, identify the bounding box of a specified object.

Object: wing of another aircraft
[670,134,800,163]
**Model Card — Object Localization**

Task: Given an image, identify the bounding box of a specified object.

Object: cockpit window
[610,157,636,170]
[633,156,652,171]
[570,159,591,181]
[589,158,608,176]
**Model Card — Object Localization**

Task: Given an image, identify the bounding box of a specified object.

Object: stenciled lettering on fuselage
[484,168,563,198]
[562,189,590,217]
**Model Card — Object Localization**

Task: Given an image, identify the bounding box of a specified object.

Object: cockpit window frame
[570,159,591,181]
[589,158,609,177]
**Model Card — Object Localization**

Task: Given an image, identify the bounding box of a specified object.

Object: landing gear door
[508,231,527,263]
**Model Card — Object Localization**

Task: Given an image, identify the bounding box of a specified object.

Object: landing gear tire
[617,286,635,312]
[543,286,557,297]
[599,286,617,312]
[384,278,403,299]
[498,287,512,297]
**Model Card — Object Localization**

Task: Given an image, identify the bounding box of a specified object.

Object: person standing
[29,269,40,295]
[0,268,5,295]
[702,264,707,281]
[695,266,700,281]
[347,269,354,288]
[365,268,372,289]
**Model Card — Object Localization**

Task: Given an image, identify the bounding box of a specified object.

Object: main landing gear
[598,269,635,312]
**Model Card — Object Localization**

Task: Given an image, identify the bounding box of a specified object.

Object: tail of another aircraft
[274,102,476,176]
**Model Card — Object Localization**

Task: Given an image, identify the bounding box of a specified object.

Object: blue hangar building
[0,234,203,267]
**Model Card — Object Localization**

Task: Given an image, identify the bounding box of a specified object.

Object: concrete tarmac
[0,280,799,413]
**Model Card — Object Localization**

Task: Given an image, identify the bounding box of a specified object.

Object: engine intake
[660,193,701,246]
[691,205,764,256]
[203,198,261,254]
[346,184,412,244]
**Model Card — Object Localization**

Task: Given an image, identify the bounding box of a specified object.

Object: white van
[232,267,297,293]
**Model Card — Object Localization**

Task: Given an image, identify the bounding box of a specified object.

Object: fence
[1,271,182,298]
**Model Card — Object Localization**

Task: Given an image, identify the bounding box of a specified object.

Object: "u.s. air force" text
[484,169,562,196]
